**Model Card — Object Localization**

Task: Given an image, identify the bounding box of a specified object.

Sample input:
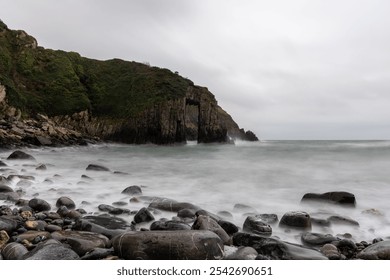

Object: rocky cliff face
[0,20,258,146]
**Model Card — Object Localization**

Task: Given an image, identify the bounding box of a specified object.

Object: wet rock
[301,232,339,246]
[51,230,110,256]
[7,150,36,161]
[28,198,51,212]
[254,214,279,224]
[15,231,51,243]
[83,215,131,230]
[0,191,19,201]
[67,210,83,219]
[81,247,115,260]
[310,217,331,227]
[0,161,7,167]
[320,243,343,260]
[45,224,62,232]
[112,201,128,207]
[0,230,10,249]
[121,185,143,195]
[0,184,13,193]
[357,240,390,260]
[134,207,155,224]
[56,196,76,210]
[21,239,80,260]
[149,199,201,212]
[57,206,70,217]
[217,211,233,219]
[335,239,358,259]
[279,211,311,229]
[25,220,47,231]
[112,230,224,260]
[1,242,28,260]
[0,216,19,234]
[327,215,359,227]
[301,191,356,206]
[243,216,272,236]
[98,204,116,212]
[81,174,94,181]
[36,164,47,170]
[150,220,191,231]
[177,208,196,219]
[233,232,327,260]
[86,164,110,172]
[73,218,128,239]
[218,220,239,235]
[195,210,221,221]
[192,215,231,245]
[223,246,258,260]
[108,207,130,215]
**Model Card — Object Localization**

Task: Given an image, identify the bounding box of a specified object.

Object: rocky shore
[1,149,389,260]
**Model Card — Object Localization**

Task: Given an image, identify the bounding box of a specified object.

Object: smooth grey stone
[357,240,390,260]
[192,215,231,245]
[301,191,356,206]
[7,150,36,161]
[1,242,28,260]
[22,239,80,260]
[86,164,110,172]
[279,211,311,229]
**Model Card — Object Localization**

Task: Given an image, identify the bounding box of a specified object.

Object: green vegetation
[0,20,192,118]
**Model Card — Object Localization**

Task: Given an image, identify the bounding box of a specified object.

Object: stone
[121,185,143,195]
[233,232,327,260]
[301,191,356,206]
[83,215,131,230]
[243,216,272,236]
[335,239,358,259]
[149,199,201,212]
[25,220,47,231]
[56,196,76,210]
[21,239,80,260]
[35,136,52,146]
[1,242,28,260]
[192,215,231,245]
[217,220,239,235]
[86,164,110,172]
[36,164,47,170]
[0,191,19,201]
[150,220,191,231]
[233,203,257,213]
[320,243,342,260]
[134,207,155,224]
[0,216,19,234]
[112,230,224,260]
[98,204,116,212]
[177,208,196,219]
[45,224,62,232]
[327,215,359,227]
[80,247,115,260]
[301,232,339,246]
[7,150,36,161]
[0,160,6,167]
[28,198,51,212]
[279,211,311,229]
[0,184,13,193]
[0,230,10,249]
[223,246,258,260]
[254,213,279,224]
[15,231,51,243]
[357,240,390,260]
[51,230,110,256]
[73,218,128,239]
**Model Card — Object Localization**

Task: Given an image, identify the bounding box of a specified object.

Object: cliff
[0,20,258,146]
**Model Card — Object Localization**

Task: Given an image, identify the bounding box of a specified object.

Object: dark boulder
[357,240,390,260]
[0,216,20,234]
[14,231,51,243]
[327,215,359,227]
[73,217,130,239]
[1,242,28,260]
[112,230,224,260]
[254,213,279,224]
[217,220,239,235]
[81,247,115,260]
[121,185,143,195]
[177,208,196,219]
[7,150,36,161]
[301,232,339,246]
[320,243,343,260]
[243,216,272,236]
[192,215,231,245]
[150,220,191,231]
[21,239,80,260]
[0,184,13,193]
[56,196,76,210]
[28,198,51,212]
[279,211,311,229]
[51,230,110,256]
[224,246,258,260]
[334,239,358,259]
[149,200,201,212]
[301,191,356,206]
[86,164,110,172]
[134,207,155,224]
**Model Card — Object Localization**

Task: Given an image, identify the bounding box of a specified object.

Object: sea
[1,140,390,245]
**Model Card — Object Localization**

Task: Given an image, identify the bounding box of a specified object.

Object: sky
[1,0,390,140]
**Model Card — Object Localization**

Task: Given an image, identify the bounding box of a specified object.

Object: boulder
[80,247,115,260]
[217,220,239,235]
[192,215,231,245]
[73,218,129,239]
[301,232,339,246]
[86,164,110,172]
[301,191,356,206]
[150,220,191,231]
[279,211,311,229]
[51,230,110,256]
[0,184,13,193]
[28,198,51,212]
[243,216,272,236]
[335,239,358,259]
[1,242,28,260]
[112,230,224,260]
[357,240,390,260]
[56,196,76,210]
[0,230,10,249]
[121,185,143,195]
[327,215,359,227]
[233,232,327,260]
[149,200,201,212]
[134,207,155,224]
[0,216,19,234]
[320,243,343,260]
[14,231,51,243]
[7,150,36,161]
[21,239,80,260]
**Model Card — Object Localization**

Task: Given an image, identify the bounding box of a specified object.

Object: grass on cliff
[0,20,192,118]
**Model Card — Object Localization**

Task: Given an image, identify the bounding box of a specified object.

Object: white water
[1,140,390,244]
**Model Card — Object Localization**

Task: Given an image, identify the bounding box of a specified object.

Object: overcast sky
[1,0,390,140]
